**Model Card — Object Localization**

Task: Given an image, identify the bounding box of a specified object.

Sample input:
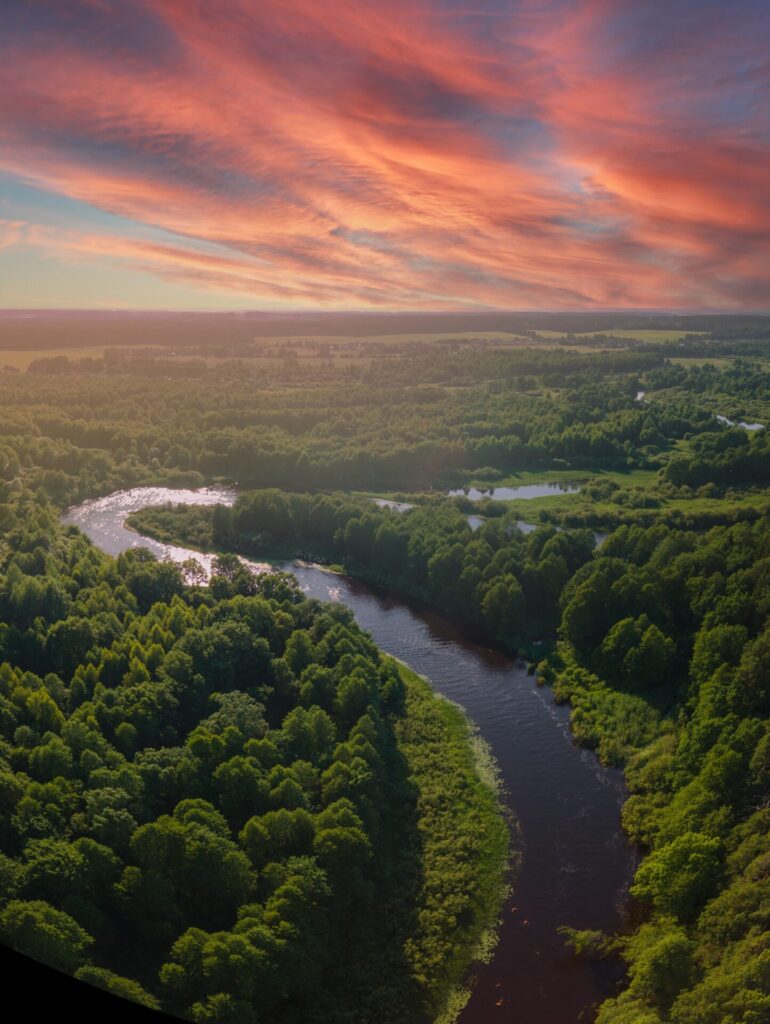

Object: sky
[0,0,768,312]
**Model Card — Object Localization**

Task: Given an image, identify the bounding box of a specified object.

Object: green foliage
[558,926,619,959]
[555,514,770,1023]
[132,489,598,648]
[2,336,770,1022]
[1,899,93,973]
[631,832,723,920]
[74,965,161,1010]
[394,665,510,1019]
[626,924,696,1008]
[0,500,508,1023]
[129,489,770,1024]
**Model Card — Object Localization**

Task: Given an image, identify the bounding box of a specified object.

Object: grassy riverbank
[394,663,512,1022]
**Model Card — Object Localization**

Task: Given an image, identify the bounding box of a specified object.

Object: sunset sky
[1,0,768,311]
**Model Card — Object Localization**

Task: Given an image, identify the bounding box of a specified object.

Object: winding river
[63,488,638,1024]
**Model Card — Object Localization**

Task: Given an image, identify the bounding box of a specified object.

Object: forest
[0,324,768,1023]
[0,496,507,1023]
[129,500,770,1023]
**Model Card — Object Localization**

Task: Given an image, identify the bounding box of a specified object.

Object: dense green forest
[3,330,770,532]
[0,324,768,1023]
[551,519,770,1023]
[130,495,770,1024]
[0,496,508,1022]
[0,344,734,501]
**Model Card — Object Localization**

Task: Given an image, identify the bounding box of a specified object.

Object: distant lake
[371,497,415,512]
[370,496,541,535]
[716,413,764,431]
[448,482,581,501]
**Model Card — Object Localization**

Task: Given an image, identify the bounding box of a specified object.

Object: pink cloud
[0,0,767,309]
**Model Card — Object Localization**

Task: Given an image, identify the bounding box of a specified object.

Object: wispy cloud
[0,0,768,309]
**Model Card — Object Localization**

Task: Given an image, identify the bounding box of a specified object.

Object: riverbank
[394,662,512,1023]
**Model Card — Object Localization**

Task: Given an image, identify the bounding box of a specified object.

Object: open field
[465,467,659,489]
[0,346,111,369]
[471,485,770,530]
[535,329,696,343]
[0,331,630,378]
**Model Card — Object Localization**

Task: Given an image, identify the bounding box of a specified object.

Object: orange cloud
[0,0,768,309]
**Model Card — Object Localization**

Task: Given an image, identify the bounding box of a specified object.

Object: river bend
[63,488,637,1024]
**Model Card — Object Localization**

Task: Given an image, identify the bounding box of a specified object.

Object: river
[63,488,638,1024]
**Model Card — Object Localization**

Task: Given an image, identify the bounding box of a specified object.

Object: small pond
[448,483,581,501]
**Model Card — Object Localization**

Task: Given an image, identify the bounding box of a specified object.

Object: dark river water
[63,488,638,1024]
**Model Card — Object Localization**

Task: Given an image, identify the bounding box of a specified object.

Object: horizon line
[2,308,770,318]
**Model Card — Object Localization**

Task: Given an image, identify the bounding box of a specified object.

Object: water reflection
[448,483,581,501]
